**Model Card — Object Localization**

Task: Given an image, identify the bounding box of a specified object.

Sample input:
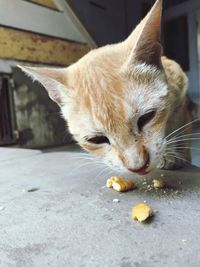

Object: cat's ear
[126,0,163,69]
[18,65,70,107]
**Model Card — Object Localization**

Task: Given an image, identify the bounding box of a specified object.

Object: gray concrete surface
[0,145,200,267]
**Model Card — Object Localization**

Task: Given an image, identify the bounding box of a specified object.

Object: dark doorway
[0,77,16,145]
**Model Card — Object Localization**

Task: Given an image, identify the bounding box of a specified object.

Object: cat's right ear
[18,65,70,107]
[125,0,163,70]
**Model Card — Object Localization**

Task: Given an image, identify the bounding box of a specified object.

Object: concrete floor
[0,144,200,267]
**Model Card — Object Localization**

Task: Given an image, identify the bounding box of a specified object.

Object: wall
[0,0,91,70]
[0,0,92,148]
[12,68,73,148]
[163,0,200,104]
[66,0,153,46]
[197,9,200,108]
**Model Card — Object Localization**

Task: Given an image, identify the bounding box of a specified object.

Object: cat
[18,0,191,175]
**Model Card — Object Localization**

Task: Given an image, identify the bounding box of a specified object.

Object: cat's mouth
[128,154,150,176]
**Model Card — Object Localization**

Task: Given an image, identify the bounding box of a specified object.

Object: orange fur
[19,0,190,174]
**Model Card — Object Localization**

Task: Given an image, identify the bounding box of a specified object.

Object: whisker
[73,161,100,170]
[94,166,110,180]
[71,157,102,163]
[165,152,191,165]
[76,161,103,166]
[90,165,107,173]
[70,155,93,158]
[70,154,103,163]
[166,146,200,151]
[168,132,200,142]
[165,147,185,155]
[68,159,105,176]
[71,154,95,159]
[71,156,103,164]
[100,169,114,182]
[166,138,200,145]
[165,118,200,140]
[71,155,95,159]
[171,126,197,140]
[165,148,190,161]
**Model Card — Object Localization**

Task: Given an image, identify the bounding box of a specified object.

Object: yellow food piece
[106,176,135,192]
[153,179,166,188]
[106,179,113,188]
[132,203,152,222]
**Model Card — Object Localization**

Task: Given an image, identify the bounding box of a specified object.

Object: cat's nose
[128,153,150,175]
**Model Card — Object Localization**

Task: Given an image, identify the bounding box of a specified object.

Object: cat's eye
[137,110,156,131]
[86,135,110,144]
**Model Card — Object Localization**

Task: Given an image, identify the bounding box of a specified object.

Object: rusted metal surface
[0,27,90,65]
[29,0,59,10]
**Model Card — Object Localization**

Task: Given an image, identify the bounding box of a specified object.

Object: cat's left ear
[18,65,70,107]
[126,0,163,69]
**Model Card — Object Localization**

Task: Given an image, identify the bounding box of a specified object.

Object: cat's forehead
[125,77,168,113]
[81,75,126,132]
[73,61,168,112]
[67,49,168,135]
[69,77,167,138]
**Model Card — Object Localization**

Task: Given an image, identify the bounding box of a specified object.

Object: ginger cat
[19,0,191,175]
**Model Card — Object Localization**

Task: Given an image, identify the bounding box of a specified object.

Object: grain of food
[106,176,135,192]
[152,179,166,188]
[132,203,152,222]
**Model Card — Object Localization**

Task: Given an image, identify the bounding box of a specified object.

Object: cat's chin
[134,170,150,176]
[126,167,150,176]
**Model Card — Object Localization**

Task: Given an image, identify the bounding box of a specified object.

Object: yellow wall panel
[0,27,90,65]
[30,0,58,10]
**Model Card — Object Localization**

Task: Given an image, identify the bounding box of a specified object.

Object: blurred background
[0,0,199,149]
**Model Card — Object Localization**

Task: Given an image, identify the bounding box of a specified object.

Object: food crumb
[147,188,153,192]
[106,176,135,192]
[153,179,166,189]
[132,203,153,222]
[113,199,120,203]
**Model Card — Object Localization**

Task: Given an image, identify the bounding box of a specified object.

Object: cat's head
[19,0,171,175]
